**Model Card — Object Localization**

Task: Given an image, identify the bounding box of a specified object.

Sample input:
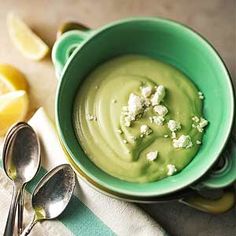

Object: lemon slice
[7,13,49,60]
[0,90,29,136]
[0,64,28,95]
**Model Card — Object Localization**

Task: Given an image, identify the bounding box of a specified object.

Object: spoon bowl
[21,164,76,236]
[2,122,27,151]
[4,125,40,182]
[33,164,76,220]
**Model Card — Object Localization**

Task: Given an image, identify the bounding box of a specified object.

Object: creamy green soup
[73,55,208,183]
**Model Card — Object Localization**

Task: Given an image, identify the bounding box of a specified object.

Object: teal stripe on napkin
[0,161,114,236]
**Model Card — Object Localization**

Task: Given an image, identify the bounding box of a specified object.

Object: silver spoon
[21,164,76,236]
[3,122,27,145]
[3,122,29,235]
[3,124,41,236]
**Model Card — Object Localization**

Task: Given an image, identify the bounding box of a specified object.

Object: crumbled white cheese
[128,93,144,116]
[152,116,165,126]
[164,134,169,138]
[153,105,168,116]
[117,129,123,134]
[122,93,146,127]
[151,85,165,106]
[167,120,181,132]
[196,126,203,132]
[141,86,153,98]
[122,106,129,112]
[198,91,204,100]
[151,92,161,106]
[143,98,151,107]
[124,116,132,127]
[171,132,176,139]
[199,117,208,129]
[146,151,158,161]
[167,164,177,176]
[173,135,193,149]
[196,140,201,145]
[140,125,152,135]
[156,85,165,96]
[192,116,208,132]
[123,139,128,144]
[140,124,149,133]
[87,114,96,121]
[87,115,93,121]
[149,117,153,123]
[192,116,200,122]
[195,117,208,132]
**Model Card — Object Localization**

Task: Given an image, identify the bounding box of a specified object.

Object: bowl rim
[55,17,235,197]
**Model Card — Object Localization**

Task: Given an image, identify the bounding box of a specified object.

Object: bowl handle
[52,30,93,79]
[179,187,235,214]
[179,136,236,214]
[192,136,236,189]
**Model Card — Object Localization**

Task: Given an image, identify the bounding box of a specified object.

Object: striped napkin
[0,108,167,236]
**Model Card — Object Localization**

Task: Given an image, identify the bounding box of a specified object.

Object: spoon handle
[18,187,24,235]
[4,184,21,236]
[20,215,38,236]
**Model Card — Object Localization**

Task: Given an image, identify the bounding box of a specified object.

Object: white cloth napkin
[0,107,167,236]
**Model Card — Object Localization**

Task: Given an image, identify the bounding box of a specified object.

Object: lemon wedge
[0,90,29,135]
[7,13,49,60]
[0,64,28,95]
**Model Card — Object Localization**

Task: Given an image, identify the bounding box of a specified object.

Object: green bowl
[52,17,236,197]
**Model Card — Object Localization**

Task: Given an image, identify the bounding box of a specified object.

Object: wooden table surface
[0,1,235,235]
